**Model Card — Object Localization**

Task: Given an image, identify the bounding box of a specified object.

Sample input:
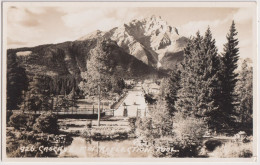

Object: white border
[0,0,259,164]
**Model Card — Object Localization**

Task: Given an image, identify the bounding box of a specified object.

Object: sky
[5,3,255,60]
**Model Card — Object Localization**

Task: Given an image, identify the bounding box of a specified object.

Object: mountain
[79,15,188,69]
[7,15,187,84]
[7,37,160,80]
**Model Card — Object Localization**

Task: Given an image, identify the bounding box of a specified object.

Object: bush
[205,140,222,151]
[136,117,154,139]
[170,112,207,157]
[173,112,206,142]
[8,113,28,130]
[128,117,137,132]
[33,112,59,134]
[210,141,253,158]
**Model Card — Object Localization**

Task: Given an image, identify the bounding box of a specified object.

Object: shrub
[205,140,222,151]
[135,117,154,139]
[8,113,28,130]
[170,111,207,157]
[33,112,59,134]
[173,112,206,143]
[128,117,137,132]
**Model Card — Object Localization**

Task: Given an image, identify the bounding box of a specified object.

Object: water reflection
[59,137,151,158]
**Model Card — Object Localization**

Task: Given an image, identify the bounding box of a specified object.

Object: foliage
[111,77,125,94]
[7,53,28,110]
[6,128,59,157]
[128,117,137,132]
[205,140,222,151]
[144,93,157,105]
[210,141,253,158]
[33,112,59,134]
[8,113,28,130]
[164,68,181,116]
[235,59,253,132]
[148,111,207,157]
[219,21,240,129]
[176,30,218,116]
[136,117,153,139]
[22,75,52,112]
[78,39,116,97]
[151,100,173,136]
[172,111,206,146]
[55,96,74,111]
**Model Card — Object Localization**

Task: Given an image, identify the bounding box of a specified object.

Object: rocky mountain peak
[78,15,188,69]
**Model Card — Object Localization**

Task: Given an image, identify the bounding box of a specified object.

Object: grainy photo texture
[2,2,257,160]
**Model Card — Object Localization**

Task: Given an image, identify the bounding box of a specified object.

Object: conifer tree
[165,66,181,116]
[7,53,28,110]
[235,59,253,128]
[175,28,222,131]
[175,31,204,117]
[219,21,240,128]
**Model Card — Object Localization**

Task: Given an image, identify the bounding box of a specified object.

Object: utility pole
[97,84,101,126]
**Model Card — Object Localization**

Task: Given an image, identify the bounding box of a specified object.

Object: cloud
[7,7,45,48]
[61,8,139,38]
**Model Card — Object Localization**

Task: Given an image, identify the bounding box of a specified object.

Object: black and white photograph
[1,1,257,161]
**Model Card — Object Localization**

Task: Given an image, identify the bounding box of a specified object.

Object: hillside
[7,37,160,80]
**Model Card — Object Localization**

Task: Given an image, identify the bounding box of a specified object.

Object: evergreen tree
[25,75,52,113]
[78,39,115,97]
[201,28,223,131]
[175,32,203,117]
[175,28,222,131]
[7,53,28,110]
[235,59,253,128]
[219,21,240,128]
[165,67,181,116]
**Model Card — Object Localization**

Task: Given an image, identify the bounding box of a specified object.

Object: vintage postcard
[1,1,258,162]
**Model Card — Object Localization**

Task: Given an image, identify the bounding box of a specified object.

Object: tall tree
[201,28,223,131]
[25,75,52,113]
[78,39,115,96]
[78,39,116,126]
[175,28,222,131]
[164,66,181,116]
[219,21,240,128]
[7,53,28,110]
[235,59,253,128]
[175,32,203,117]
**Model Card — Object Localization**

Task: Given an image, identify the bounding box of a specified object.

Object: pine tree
[219,21,240,128]
[175,28,222,131]
[235,59,253,128]
[165,66,181,116]
[201,28,223,131]
[7,53,28,110]
[175,32,204,117]
[78,39,115,97]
